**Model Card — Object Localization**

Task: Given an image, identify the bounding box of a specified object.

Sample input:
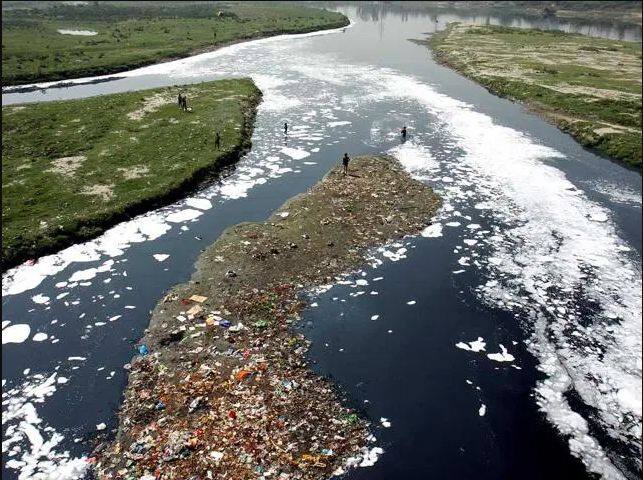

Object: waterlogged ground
[2,6,642,480]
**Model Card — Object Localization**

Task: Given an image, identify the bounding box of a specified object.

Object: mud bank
[93,156,440,479]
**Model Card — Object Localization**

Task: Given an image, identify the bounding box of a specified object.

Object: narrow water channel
[2,6,641,480]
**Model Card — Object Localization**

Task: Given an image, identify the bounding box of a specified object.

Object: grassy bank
[2,78,261,270]
[94,155,440,479]
[427,23,642,168]
[1,1,349,85]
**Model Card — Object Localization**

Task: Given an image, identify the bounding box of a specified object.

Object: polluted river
[2,5,642,480]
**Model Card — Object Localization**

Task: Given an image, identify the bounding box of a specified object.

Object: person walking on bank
[342,152,350,176]
[284,121,288,135]
[183,93,188,111]
[215,131,221,150]
[401,126,407,141]
[178,92,184,110]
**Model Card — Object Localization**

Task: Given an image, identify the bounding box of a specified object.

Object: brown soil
[80,184,115,202]
[93,155,441,480]
[46,155,86,177]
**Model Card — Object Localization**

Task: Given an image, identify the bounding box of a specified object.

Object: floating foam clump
[2,324,31,344]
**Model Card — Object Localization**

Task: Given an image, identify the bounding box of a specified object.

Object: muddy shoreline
[93,156,440,479]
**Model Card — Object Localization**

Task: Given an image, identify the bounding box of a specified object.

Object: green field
[428,24,642,168]
[2,78,261,269]
[1,1,349,85]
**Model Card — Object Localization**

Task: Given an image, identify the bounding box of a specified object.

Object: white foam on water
[68,259,114,283]
[421,223,443,238]
[588,180,642,207]
[456,337,486,352]
[262,93,302,111]
[589,212,609,222]
[32,333,48,342]
[376,72,641,478]
[388,141,439,176]
[281,147,310,160]
[350,446,384,469]
[185,198,212,210]
[2,323,31,344]
[218,177,267,199]
[479,404,487,417]
[3,214,171,296]
[166,208,203,223]
[152,254,170,262]
[487,345,515,363]
[31,294,50,305]
[57,29,97,36]
[2,372,88,479]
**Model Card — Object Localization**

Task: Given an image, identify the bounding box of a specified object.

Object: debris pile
[94,156,440,479]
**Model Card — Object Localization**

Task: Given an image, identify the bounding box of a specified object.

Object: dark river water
[2,5,641,480]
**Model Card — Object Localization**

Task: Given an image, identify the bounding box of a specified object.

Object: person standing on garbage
[183,93,189,111]
[342,153,350,176]
[177,92,183,109]
[284,121,288,135]
[401,126,407,140]
[214,131,221,150]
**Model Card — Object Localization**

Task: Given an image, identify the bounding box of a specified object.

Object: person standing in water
[214,131,221,150]
[284,122,288,135]
[342,153,350,175]
[401,126,407,140]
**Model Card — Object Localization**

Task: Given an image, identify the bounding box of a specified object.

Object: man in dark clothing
[178,93,183,109]
[183,93,188,111]
[401,126,407,140]
[342,153,350,175]
[284,122,288,135]
[215,131,221,150]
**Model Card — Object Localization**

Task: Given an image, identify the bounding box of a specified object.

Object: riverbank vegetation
[1,1,349,85]
[427,23,642,168]
[94,155,441,479]
[1,78,261,270]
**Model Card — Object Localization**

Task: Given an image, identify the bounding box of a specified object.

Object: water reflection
[324,0,642,42]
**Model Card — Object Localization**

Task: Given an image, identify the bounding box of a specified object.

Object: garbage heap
[93,155,441,479]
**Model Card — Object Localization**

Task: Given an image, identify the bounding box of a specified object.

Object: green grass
[1,2,349,85]
[1,78,261,269]
[428,24,642,168]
